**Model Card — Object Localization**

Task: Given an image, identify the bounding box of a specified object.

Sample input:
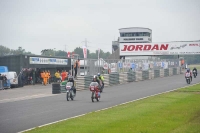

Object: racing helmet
[187,69,190,72]
[97,73,100,76]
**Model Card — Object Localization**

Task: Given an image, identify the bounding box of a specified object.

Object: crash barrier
[77,58,180,76]
[75,67,182,90]
[0,80,3,90]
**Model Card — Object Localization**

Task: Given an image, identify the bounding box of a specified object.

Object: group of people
[40,70,51,85]
[0,73,8,89]
[54,70,71,83]
[185,67,198,82]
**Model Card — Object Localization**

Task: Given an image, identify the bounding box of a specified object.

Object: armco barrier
[164,69,169,77]
[119,73,126,84]
[154,70,160,78]
[169,68,173,76]
[149,70,154,79]
[127,72,135,82]
[103,74,109,87]
[160,69,164,77]
[109,73,119,85]
[142,71,149,80]
[75,67,182,91]
[173,68,177,75]
[84,75,93,89]
[136,71,142,81]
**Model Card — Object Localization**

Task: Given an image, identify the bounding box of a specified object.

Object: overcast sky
[0,0,200,55]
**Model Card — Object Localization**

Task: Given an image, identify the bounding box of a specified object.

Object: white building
[119,27,152,43]
[111,27,152,59]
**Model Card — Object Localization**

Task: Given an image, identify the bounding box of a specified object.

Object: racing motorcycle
[193,70,197,78]
[89,82,100,102]
[66,82,75,101]
[185,73,191,84]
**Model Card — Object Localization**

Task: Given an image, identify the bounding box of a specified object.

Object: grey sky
[0,0,200,55]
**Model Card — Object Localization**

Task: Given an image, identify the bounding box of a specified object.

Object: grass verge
[26,84,200,133]
[188,64,200,70]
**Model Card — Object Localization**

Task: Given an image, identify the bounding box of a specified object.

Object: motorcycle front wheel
[70,91,74,100]
[66,92,69,101]
[91,92,95,102]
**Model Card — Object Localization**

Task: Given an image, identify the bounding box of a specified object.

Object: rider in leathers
[97,73,104,89]
[68,76,76,95]
[185,69,192,82]
[192,67,198,76]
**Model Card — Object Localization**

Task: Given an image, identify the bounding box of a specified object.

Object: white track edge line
[18,82,200,133]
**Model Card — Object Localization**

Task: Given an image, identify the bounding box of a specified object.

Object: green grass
[188,64,200,70]
[26,84,200,133]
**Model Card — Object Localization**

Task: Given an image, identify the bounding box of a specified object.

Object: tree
[0,45,12,56]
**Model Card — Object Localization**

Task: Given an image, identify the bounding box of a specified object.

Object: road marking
[18,82,200,133]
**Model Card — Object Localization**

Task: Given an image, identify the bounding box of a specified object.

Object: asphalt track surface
[0,74,200,133]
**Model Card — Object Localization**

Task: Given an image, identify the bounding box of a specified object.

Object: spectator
[55,70,61,82]
[74,60,80,78]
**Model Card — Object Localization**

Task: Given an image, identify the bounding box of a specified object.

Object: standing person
[61,70,65,81]
[40,71,45,85]
[44,71,49,85]
[55,70,61,82]
[47,70,51,84]
[74,60,80,79]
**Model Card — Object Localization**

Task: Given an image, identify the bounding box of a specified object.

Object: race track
[0,74,200,133]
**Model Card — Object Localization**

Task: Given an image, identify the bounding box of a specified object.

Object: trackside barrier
[103,74,109,87]
[0,80,3,90]
[154,70,160,78]
[136,71,142,81]
[173,68,177,75]
[169,68,173,76]
[142,71,149,80]
[164,69,169,77]
[149,70,154,79]
[73,67,182,91]
[160,69,164,77]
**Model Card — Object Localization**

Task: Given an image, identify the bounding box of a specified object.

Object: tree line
[0,45,111,59]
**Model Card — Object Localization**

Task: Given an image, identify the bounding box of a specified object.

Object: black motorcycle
[193,70,197,78]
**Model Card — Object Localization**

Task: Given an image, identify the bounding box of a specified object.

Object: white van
[1,71,18,88]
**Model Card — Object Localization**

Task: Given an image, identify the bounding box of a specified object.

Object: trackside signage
[29,57,68,65]
[120,42,200,55]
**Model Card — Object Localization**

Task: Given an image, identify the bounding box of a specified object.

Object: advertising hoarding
[120,42,200,56]
[29,57,68,65]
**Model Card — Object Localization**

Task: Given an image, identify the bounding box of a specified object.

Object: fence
[77,58,180,76]
[75,67,182,90]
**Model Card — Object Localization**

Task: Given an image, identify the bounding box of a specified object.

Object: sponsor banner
[29,57,68,65]
[83,45,87,58]
[103,63,108,69]
[111,63,117,72]
[120,42,200,55]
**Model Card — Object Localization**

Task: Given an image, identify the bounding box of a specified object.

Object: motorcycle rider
[68,76,76,95]
[97,73,104,89]
[92,76,101,97]
[192,67,198,76]
[185,68,192,82]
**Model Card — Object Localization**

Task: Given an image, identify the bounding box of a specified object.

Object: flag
[82,45,87,58]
